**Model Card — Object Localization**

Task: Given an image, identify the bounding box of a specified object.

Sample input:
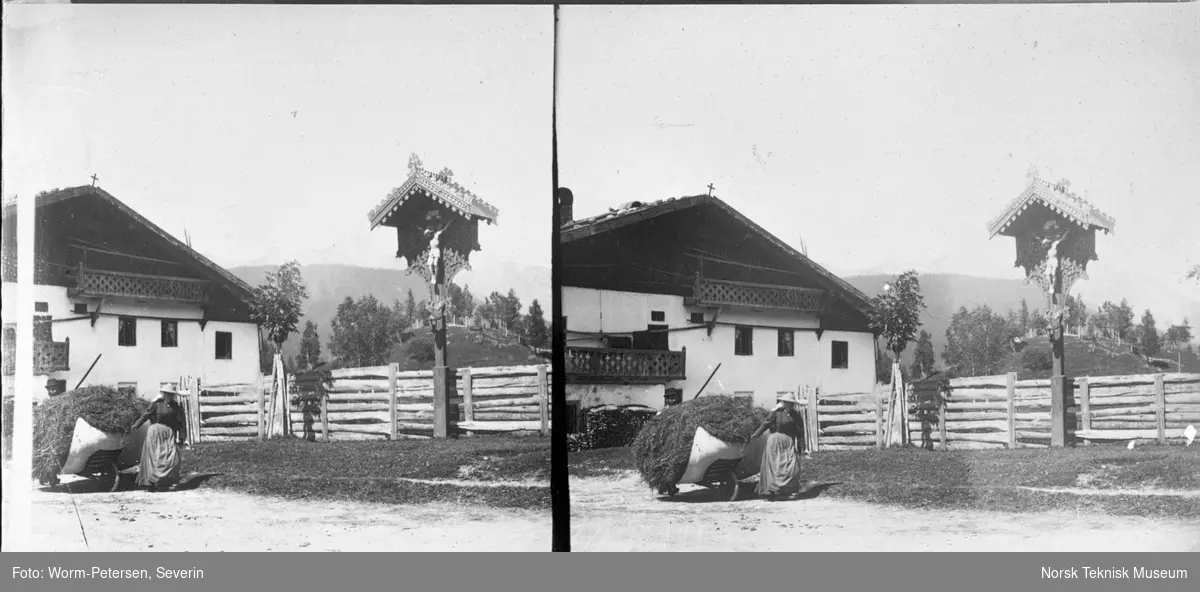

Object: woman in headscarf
[749,393,809,501]
[130,386,188,492]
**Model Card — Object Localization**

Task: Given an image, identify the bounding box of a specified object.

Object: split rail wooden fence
[807,373,1200,451]
[192,364,551,442]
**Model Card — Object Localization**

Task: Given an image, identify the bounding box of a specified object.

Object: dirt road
[2,471,550,552]
[570,473,1200,552]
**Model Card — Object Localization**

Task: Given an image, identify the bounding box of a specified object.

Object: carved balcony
[566,346,686,384]
[70,265,213,304]
[689,276,826,313]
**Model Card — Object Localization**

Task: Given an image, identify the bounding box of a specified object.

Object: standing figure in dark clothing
[749,393,808,501]
[130,386,188,492]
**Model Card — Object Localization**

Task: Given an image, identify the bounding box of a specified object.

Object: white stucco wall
[566,383,665,409]
[3,283,261,401]
[563,286,877,410]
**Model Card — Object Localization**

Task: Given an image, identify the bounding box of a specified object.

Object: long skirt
[755,433,801,496]
[136,424,181,488]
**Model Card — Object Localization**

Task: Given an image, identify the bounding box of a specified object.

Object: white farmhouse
[558,189,879,429]
[2,186,262,401]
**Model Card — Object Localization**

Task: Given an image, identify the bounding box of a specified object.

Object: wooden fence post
[320,390,330,443]
[388,363,399,441]
[1154,373,1166,445]
[538,364,549,437]
[192,376,202,444]
[807,385,819,453]
[1006,372,1017,449]
[1079,377,1090,446]
[257,376,266,441]
[875,387,884,450]
[938,392,947,451]
[462,367,474,428]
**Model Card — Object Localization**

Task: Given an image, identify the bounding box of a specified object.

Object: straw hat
[775,392,802,405]
[158,385,181,397]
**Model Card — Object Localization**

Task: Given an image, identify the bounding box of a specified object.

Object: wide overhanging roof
[561,193,876,319]
[987,178,1116,239]
[368,160,499,230]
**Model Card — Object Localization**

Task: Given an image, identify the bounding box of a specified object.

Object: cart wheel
[717,470,741,502]
[97,460,120,493]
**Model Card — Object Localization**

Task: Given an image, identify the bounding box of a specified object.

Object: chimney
[557,187,574,223]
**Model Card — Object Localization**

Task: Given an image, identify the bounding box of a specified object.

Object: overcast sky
[3,5,552,302]
[558,5,1200,325]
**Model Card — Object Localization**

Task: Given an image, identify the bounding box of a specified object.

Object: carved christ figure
[1041,226,1070,292]
[428,228,443,281]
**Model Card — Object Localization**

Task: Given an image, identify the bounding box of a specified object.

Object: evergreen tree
[526,299,548,347]
[404,289,417,326]
[298,320,322,370]
[909,330,936,379]
[1140,309,1160,357]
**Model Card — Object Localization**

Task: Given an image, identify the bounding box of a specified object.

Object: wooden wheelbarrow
[662,427,769,502]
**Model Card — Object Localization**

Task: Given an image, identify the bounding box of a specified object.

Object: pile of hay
[631,395,768,493]
[32,386,147,485]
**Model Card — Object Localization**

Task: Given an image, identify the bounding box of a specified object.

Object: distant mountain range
[842,273,1045,364]
[228,263,1192,367]
[229,262,550,361]
[843,273,1197,365]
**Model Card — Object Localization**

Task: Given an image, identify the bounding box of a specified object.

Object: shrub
[1022,347,1054,374]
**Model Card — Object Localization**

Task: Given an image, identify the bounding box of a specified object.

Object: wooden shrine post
[367,154,499,439]
[987,175,1115,447]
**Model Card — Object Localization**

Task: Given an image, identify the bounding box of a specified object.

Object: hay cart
[56,419,145,492]
[663,427,768,502]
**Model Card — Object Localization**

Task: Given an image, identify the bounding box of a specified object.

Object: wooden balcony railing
[690,276,826,313]
[71,265,213,304]
[2,339,70,376]
[566,346,687,384]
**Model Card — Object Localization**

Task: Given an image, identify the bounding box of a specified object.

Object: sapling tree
[867,270,927,372]
[250,261,310,356]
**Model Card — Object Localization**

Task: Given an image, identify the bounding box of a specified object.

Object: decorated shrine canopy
[367,154,500,284]
[986,178,1116,297]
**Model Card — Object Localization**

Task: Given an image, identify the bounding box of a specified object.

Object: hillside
[1000,335,1200,380]
[230,263,550,363]
[844,273,1045,364]
[390,325,548,371]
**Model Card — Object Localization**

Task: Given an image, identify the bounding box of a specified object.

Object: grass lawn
[176,436,550,510]
[571,444,1200,518]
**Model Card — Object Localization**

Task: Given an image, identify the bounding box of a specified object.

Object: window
[689,312,705,324]
[734,326,753,356]
[118,317,137,347]
[215,331,233,360]
[778,329,795,357]
[73,303,88,315]
[634,324,669,351]
[161,320,178,348]
[831,340,849,369]
[34,302,49,313]
[565,401,581,434]
[650,310,665,322]
[606,336,632,349]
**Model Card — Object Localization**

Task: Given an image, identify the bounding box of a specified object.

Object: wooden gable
[561,196,875,332]
[3,188,256,323]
